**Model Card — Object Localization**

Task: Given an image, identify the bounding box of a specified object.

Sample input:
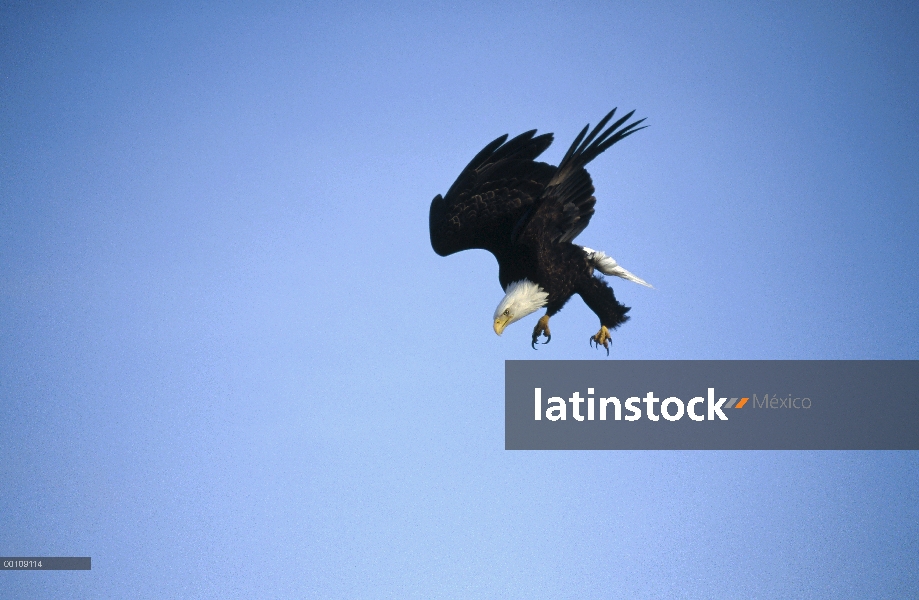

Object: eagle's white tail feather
[581,247,653,288]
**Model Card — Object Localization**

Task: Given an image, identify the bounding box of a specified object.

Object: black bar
[1,557,91,570]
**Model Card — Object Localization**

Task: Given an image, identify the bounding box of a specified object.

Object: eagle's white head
[493,280,549,335]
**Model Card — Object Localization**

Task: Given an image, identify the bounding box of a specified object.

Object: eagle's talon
[590,325,613,356]
[531,315,551,349]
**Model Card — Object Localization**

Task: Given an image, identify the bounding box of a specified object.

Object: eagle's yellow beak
[494,316,510,336]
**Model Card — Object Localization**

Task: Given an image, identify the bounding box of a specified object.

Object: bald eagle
[429,109,652,354]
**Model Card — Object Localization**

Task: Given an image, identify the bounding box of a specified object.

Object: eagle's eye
[503,309,510,316]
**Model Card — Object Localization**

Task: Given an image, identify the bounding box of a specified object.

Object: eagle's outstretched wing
[429,130,556,257]
[517,109,646,249]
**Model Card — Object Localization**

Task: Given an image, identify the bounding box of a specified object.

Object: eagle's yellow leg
[531,315,551,349]
[590,325,613,356]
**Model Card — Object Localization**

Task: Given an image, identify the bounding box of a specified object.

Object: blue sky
[2,2,917,597]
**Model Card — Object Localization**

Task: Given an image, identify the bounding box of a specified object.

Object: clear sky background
[2,2,917,597]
